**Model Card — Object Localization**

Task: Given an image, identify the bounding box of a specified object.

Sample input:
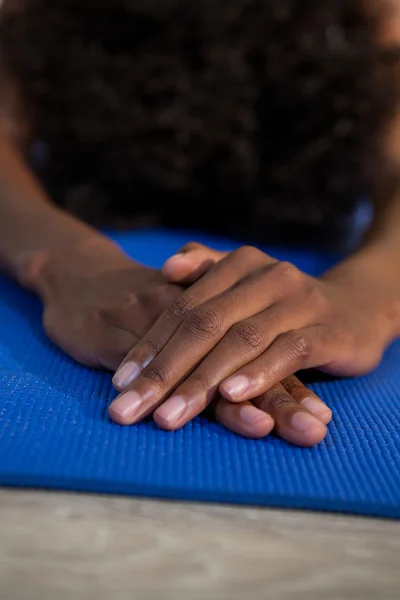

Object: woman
[0,0,400,446]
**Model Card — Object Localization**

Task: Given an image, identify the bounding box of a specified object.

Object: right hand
[28,235,183,371]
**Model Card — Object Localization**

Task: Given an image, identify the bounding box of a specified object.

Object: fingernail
[155,395,187,425]
[109,391,142,421]
[301,397,329,420]
[113,361,141,390]
[292,411,321,433]
[240,405,267,426]
[221,375,250,400]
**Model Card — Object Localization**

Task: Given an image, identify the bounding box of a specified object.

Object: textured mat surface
[0,229,399,518]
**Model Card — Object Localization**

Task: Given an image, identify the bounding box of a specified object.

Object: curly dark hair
[1,0,399,246]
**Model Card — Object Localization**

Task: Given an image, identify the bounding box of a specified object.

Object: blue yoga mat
[0,229,399,518]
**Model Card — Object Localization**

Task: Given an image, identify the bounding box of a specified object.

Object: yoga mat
[0,229,399,518]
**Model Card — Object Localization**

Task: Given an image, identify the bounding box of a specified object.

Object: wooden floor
[0,489,399,600]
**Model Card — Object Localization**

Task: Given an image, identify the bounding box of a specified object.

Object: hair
[1,0,399,246]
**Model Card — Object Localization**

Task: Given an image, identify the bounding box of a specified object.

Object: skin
[0,129,326,442]
[0,138,184,368]
[108,0,400,444]
[108,240,400,447]
[1,0,400,446]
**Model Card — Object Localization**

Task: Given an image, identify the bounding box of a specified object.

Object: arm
[0,136,115,289]
[105,4,400,442]
[0,62,120,291]
[316,0,400,342]
[107,108,400,445]
[0,1,116,284]
[0,68,183,371]
[2,69,312,443]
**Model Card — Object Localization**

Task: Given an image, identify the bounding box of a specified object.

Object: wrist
[22,231,141,301]
[323,246,400,344]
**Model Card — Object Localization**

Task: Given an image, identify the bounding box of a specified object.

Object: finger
[110,259,297,425]
[220,326,333,403]
[280,375,332,425]
[151,300,315,430]
[212,375,329,441]
[112,246,274,392]
[162,242,228,284]
[253,383,327,447]
[211,397,275,439]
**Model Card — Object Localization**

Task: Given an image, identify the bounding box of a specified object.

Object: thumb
[162,242,228,284]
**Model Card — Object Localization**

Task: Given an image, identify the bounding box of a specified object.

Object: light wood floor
[0,489,399,600]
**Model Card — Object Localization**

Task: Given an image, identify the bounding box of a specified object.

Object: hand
[161,245,332,441]
[32,236,183,371]
[108,241,393,446]
[206,373,332,443]
[31,235,327,443]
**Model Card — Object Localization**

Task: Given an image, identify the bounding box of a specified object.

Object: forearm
[0,137,116,290]
[323,193,400,344]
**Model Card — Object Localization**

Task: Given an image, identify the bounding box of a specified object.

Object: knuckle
[234,245,265,263]
[179,241,203,253]
[183,305,225,337]
[281,375,305,396]
[272,261,303,286]
[141,338,162,361]
[165,294,198,323]
[282,330,313,360]
[228,321,264,351]
[258,387,293,412]
[304,284,330,314]
[270,392,296,410]
[186,372,212,394]
[143,364,172,388]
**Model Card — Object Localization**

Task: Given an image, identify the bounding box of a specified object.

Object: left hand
[109,242,393,445]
